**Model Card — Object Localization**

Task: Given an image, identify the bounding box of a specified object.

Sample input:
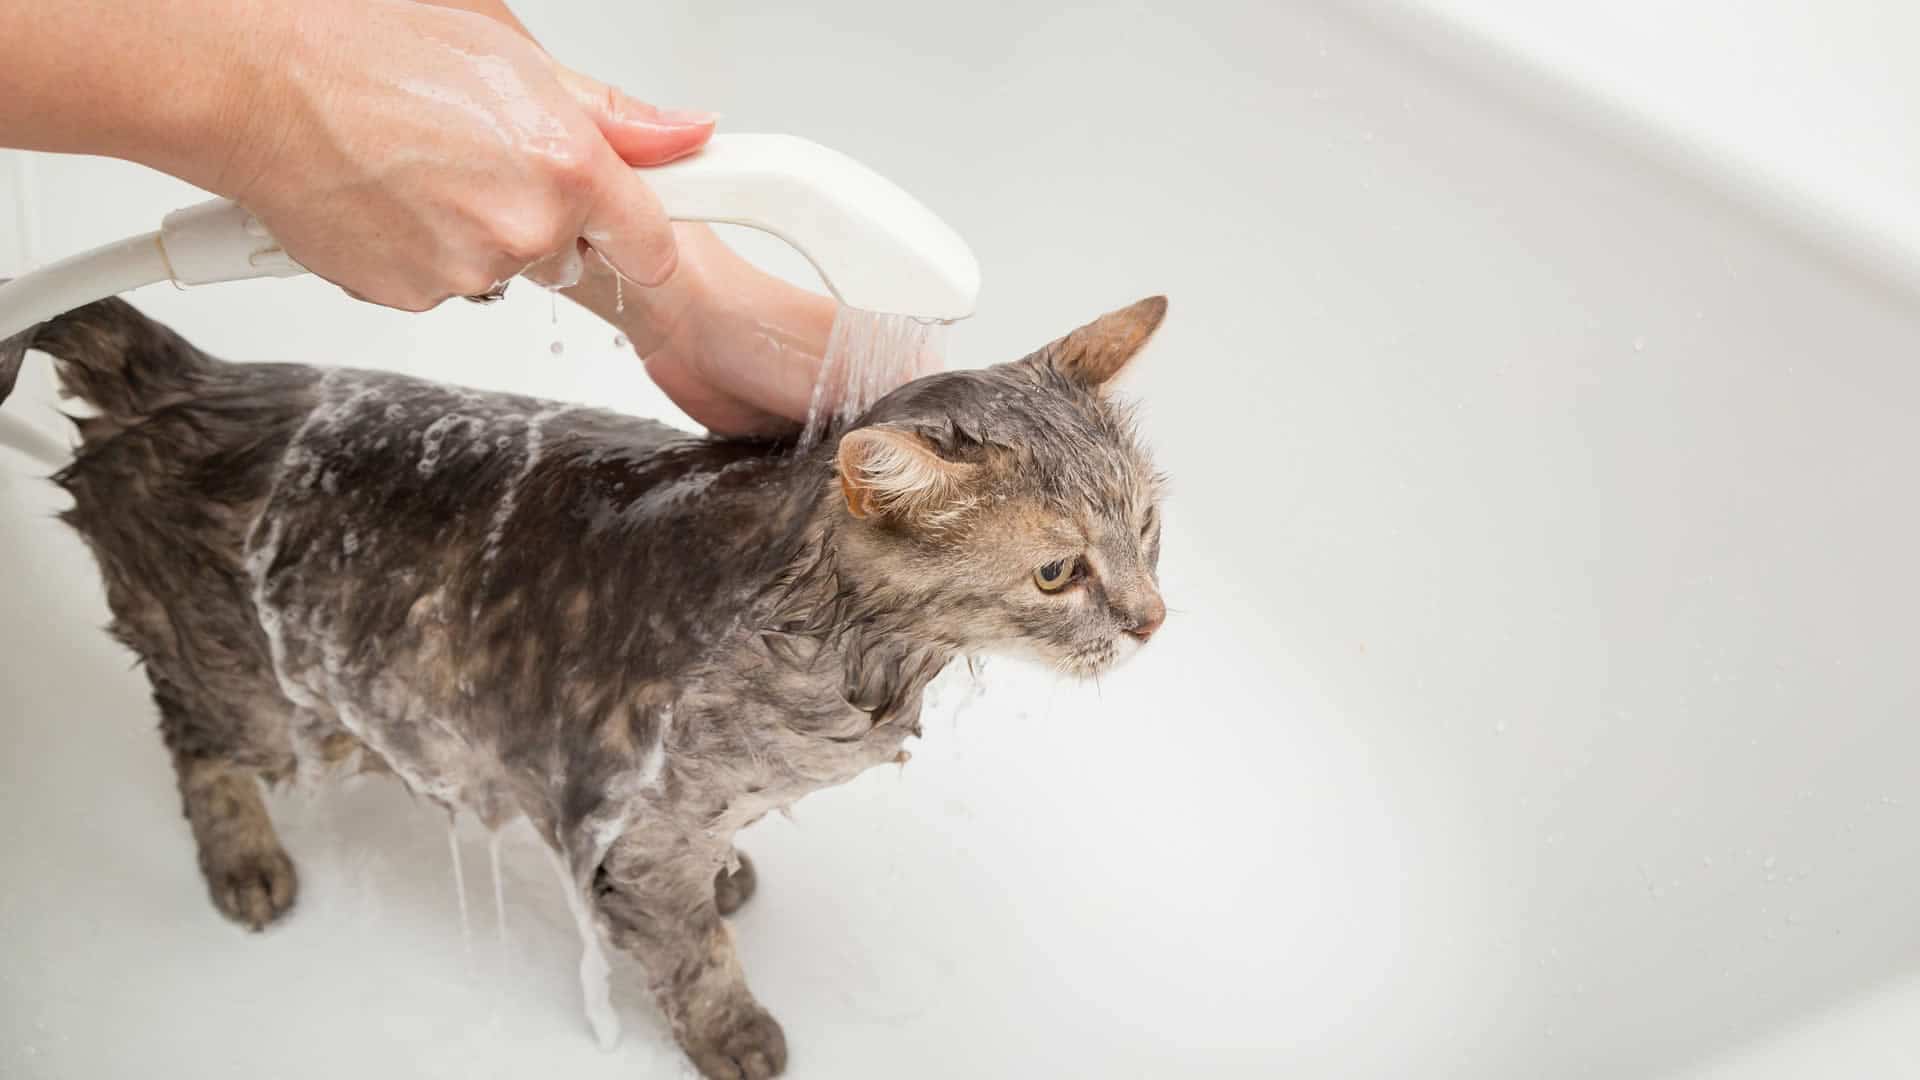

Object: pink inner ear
[834,427,977,523]
[1046,295,1168,387]
[838,466,873,518]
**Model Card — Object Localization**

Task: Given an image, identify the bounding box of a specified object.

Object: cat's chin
[1052,633,1144,679]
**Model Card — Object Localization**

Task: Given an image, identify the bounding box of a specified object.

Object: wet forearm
[0,0,295,194]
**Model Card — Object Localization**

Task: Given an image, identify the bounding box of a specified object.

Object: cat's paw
[714,851,757,916]
[200,845,298,931]
[681,1000,787,1080]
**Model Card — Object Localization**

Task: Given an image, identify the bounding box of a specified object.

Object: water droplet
[612,333,629,350]
[550,340,564,356]
[1632,336,1647,352]
[1763,855,1777,870]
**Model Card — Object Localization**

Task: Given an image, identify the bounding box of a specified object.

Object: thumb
[555,66,716,166]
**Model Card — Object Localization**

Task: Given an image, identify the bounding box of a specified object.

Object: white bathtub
[5,3,1919,1077]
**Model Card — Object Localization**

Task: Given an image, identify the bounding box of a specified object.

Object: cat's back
[248,367,689,574]
[54,333,693,633]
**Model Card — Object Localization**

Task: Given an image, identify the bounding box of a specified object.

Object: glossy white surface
[1401,0,1920,293]
[5,3,1919,1077]
[642,133,980,319]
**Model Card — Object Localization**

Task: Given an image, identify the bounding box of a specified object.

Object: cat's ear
[1035,295,1168,388]
[836,426,977,523]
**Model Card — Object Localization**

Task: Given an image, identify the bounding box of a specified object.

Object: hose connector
[158,200,305,286]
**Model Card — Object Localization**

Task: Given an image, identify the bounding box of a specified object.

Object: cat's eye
[1034,558,1075,593]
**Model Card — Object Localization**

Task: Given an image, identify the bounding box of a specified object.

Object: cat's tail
[0,292,216,433]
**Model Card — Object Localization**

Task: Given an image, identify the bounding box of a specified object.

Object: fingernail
[656,108,721,126]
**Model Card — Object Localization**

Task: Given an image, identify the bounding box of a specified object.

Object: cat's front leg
[714,850,757,915]
[599,846,786,1079]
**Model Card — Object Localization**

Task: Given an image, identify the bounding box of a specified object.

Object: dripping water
[488,829,508,954]
[447,818,472,958]
[546,848,621,1049]
[797,306,948,450]
[589,246,627,315]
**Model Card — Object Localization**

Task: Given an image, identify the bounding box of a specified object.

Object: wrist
[149,0,306,199]
[568,226,716,355]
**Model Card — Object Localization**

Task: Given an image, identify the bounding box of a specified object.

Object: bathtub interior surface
[1402,0,1920,290]
[6,2,1920,1077]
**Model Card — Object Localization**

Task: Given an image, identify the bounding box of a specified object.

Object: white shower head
[0,133,980,341]
[644,134,979,321]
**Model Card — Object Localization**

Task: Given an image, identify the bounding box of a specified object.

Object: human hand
[565,226,844,435]
[211,0,714,311]
[406,2,871,434]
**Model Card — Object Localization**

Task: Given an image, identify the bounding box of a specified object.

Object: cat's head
[830,296,1168,676]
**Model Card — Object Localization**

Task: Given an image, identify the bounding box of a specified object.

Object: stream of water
[797,306,948,449]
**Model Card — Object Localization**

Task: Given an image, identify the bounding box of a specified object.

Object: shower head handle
[153,133,980,321]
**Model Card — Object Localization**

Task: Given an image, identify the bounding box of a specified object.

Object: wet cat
[0,293,1169,1079]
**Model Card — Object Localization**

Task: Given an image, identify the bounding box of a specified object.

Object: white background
[6,2,1920,1077]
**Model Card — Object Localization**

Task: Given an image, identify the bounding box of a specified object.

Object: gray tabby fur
[0,294,1169,1078]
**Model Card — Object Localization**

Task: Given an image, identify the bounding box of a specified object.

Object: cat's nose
[1124,593,1167,641]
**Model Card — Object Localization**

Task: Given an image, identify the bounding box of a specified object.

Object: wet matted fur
[0,294,1170,1078]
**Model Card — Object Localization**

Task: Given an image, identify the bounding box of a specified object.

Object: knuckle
[492,215,559,263]
[542,140,599,193]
